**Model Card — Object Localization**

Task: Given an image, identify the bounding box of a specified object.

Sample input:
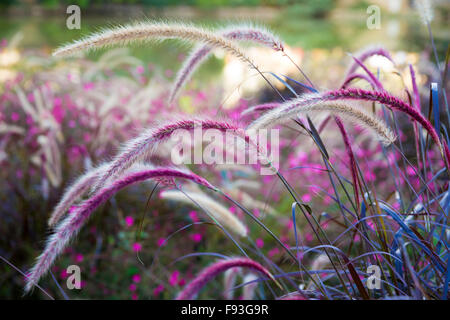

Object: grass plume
[248,97,396,146]
[25,166,215,292]
[53,21,254,69]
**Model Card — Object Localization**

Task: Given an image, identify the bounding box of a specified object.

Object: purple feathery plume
[169,25,284,103]
[91,118,250,193]
[175,257,275,300]
[347,46,393,75]
[25,167,216,292]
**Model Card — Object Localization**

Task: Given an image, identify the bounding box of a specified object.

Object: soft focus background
[0,0,449,300]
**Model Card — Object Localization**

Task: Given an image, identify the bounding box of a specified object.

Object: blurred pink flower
[195,91,207,102]
[132,242,142,252]
[132,274,141,283]
[165,69,173,78]
[26,115,33,125]
[301,193,311,202]
[83,133,92,143]
[255,238,264,248]
[136,65,145,74]
[75,253,83,263]
[16,170,23,179]
[83,82,94,91]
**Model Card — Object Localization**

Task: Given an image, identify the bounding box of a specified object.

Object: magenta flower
[268,248,279,259]
[51,99,65,123]
[347,45,393,75]
[189,210,199,222]
[169,25,283,103]
[74,253,83,263]
[26,166,220,293]
[60,269,68,279]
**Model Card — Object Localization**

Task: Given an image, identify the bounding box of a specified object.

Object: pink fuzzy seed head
[176,257,275,300]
